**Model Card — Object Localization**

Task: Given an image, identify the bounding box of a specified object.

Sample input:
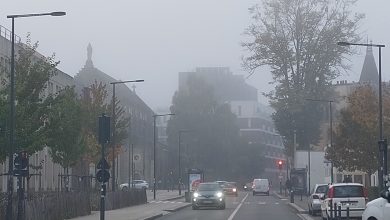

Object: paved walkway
[274,191,309,213]
[146,190,183,202]
[68,190,189,220]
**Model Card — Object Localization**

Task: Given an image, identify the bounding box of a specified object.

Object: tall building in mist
[179,67,286,184]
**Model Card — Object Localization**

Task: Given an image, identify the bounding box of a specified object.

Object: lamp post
[305,99,334,184]
[110,79,144,191]
[5,11,66,220]
[338,41,386,190]
[153,113,174,200]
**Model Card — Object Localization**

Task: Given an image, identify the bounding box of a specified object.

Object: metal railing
[0,25,21,43]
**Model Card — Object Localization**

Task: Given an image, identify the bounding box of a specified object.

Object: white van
[252,179,270,196]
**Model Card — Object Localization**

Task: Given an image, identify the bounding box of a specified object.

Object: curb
[143,213,163,220]
[164,195,185,201]
[288,202,306,213]
[163,203,191,212]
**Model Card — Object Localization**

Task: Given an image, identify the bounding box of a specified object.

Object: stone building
[74,44,154,188]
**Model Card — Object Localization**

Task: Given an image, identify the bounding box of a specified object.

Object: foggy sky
[0,0,389,110]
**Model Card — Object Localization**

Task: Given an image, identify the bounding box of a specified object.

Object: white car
[308,184,328,215]
[321,183,367,220]
[252,179,270,196]
[362,189,390,220]
[119,180,149,191]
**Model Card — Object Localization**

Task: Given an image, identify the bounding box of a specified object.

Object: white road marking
[281,198,288,201]
[227,193,248,220]
[258,202,266,205]
[275,202,279,205]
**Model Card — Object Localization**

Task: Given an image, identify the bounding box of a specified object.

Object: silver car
[119,180,149,191]
[308,184,328,215]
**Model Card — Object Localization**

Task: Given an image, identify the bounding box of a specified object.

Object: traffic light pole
[17,175,23,220]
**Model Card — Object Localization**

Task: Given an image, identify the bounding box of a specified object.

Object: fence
[0,189,147,220]
[90,189,147,211]
[0,191,91,220]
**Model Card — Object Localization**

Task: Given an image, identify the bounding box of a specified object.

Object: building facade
[0,24,75,192]
[74,44,155,187]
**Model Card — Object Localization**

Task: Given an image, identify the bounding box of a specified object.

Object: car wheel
[219,203,226,210]
[121,186,128,191]
[253,192,255,196]
[192,205,198,210]
[142,186,147,190]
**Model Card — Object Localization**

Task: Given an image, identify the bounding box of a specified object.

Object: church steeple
[359,42,378,86]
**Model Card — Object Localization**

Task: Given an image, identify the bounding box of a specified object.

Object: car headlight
[244,186,247,189]
[233,188,237,192]
[216,192,223,198]
[193,192,199,198]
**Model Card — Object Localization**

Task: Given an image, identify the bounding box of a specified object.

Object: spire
[359,40,378,86]
[85,43,94,68]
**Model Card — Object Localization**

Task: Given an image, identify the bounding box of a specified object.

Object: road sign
[96,169,110,183]
[97,158,110,170]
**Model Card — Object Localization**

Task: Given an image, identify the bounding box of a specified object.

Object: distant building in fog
[178,67,286,185]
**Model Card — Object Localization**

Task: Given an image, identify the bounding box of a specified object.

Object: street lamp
[110,79,144,191]
[338,41,386,190]
[178,129,192,195]
[305,98,335,184]
[153,113,175,200]
[6,11,66,220]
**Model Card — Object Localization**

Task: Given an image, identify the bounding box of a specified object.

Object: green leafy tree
[242,0,363,154]
[0,39,59,159]
[46,87,85,169]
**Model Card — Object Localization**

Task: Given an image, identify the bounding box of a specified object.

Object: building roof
[74,44,154,117]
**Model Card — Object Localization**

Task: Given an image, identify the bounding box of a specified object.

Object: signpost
[97,114,110,220]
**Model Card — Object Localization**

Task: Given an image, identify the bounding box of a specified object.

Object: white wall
[295,151,329,193]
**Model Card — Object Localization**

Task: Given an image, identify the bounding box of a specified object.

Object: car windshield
[315,185,328,193]
[198,184,221,191]
[334,186,363,198]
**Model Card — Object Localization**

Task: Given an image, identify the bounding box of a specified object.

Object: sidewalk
[146,190,184,202]
[274,191,317,220]
[68,190,189,220]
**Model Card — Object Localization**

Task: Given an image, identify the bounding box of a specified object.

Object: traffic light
[14,151,29,177]
[277,160,283,170]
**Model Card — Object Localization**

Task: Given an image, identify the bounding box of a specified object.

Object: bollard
[334,203,338,220]
[300,191,303,201]
[346,206,350,220]
[290,190,294,203]
[330,202,333,219]
[337,204,342,220]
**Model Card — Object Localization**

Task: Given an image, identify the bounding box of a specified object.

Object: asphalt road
[158,191,304,220]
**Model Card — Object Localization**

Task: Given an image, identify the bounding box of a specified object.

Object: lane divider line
[227,193,248,220]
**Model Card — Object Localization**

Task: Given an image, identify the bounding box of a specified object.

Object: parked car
[252,178,270,196]
[192,182,226,210]
[215,181,228,188]
[223,182,238,196]
[362,188,390,220]
[119,180,149,191]
[321,183,367,220]
[308,184,328,215]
